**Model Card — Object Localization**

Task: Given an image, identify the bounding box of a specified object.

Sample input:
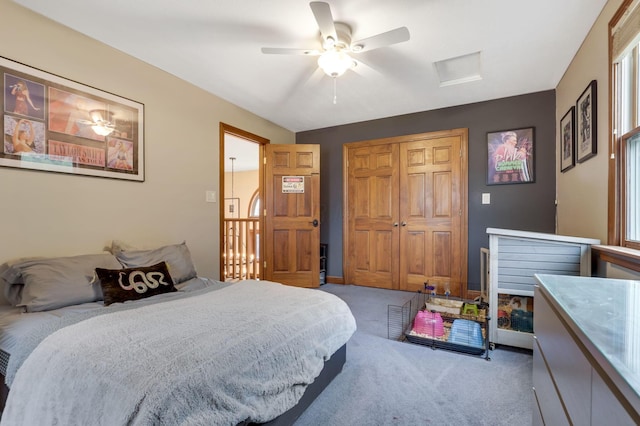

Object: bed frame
[0,344,347,423]
[0,379,7,413]
[259,343,346,425]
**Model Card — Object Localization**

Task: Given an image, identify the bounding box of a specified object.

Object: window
[248,189,261,218]
[610,0,640,248]
[622,129,640,246]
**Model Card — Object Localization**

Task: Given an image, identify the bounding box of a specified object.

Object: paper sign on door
[282,176,304,193]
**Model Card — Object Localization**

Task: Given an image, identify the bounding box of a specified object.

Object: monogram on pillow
[95,262,177,306]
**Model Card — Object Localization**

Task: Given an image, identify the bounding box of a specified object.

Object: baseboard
[326,276,344,284]
[326,277,481,295]
[466,289,481,300]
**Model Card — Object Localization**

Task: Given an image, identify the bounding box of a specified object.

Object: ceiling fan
[76,107,116,136]
[261,1,410,78]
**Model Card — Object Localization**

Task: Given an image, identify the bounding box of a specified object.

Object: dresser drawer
[532,337,569,425]
[592,368,637,425]
[534,291,591,425]
[531,386,543,426]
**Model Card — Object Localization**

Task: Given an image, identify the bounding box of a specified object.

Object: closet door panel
[347,143,400,289]
[406,230,426,275]
[400,136,462,295]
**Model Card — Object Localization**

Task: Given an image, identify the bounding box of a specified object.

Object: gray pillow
[114,242,197,284]
[1,256,44,306]
[10,253,123,312]
[1,278,20,306]
[0,256,44,284]
[0,277,11,306]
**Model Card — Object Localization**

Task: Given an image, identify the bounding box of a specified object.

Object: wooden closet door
[399,135,463,296]
[346,143,400,289]
[344,129,467,297]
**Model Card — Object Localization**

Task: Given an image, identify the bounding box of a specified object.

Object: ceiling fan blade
[261,47,321,55]
[310,1,337,43]
[351,27,410,52]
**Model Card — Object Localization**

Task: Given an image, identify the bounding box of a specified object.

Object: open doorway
[219,123,268,281]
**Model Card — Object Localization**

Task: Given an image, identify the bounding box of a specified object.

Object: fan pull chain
[333,77,337,104]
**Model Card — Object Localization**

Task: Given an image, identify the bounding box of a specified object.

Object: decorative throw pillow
[96,262,177,306]
[114,242,197,284]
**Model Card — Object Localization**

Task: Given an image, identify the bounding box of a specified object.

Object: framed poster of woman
[487,127,535,185]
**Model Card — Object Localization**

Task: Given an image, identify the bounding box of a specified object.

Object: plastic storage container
[448,319,484,348]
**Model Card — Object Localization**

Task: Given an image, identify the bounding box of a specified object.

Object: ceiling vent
[434,51,482,87]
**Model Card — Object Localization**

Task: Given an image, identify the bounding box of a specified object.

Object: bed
[0,242,356,425]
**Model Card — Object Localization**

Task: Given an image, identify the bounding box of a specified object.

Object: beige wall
[556,0,623,242]
[0,0,294,279]
[224,170,259,219]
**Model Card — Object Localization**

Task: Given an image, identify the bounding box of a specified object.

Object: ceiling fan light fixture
[317,49,356,78]
[91,122,116,136]
[89,109,116,136]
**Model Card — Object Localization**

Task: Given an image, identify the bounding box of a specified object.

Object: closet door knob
[393,222,399,227]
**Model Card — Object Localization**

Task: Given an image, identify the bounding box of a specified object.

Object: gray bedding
[0,280,356,425]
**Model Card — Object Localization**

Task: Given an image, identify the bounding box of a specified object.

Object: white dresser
[533,274,640,425]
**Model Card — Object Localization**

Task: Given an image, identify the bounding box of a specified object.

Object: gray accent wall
[296,90,556,292]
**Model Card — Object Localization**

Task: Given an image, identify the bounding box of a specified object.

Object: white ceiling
[14,0,607,133]
[224,135,259,172]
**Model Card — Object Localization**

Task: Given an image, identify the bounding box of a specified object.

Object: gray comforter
[1,280,356,425]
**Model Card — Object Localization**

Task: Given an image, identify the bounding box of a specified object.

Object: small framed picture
[576,80,597,163]
[560,107,575,172]
[487,127,535,185]
[224,198,240,218]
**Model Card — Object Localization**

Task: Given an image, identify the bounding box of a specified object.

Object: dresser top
[535,274,640,403]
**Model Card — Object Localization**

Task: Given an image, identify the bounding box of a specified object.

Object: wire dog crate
[388,291,491,360]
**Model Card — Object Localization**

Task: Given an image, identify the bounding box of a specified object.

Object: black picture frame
[1,56,144,181]
[560,107,575,172]
[224,198,240,218]
[487,127,535,185]
[576,80,597,163]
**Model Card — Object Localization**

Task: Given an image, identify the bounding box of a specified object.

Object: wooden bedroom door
[344,129,468,297]
[263,144,321,288]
